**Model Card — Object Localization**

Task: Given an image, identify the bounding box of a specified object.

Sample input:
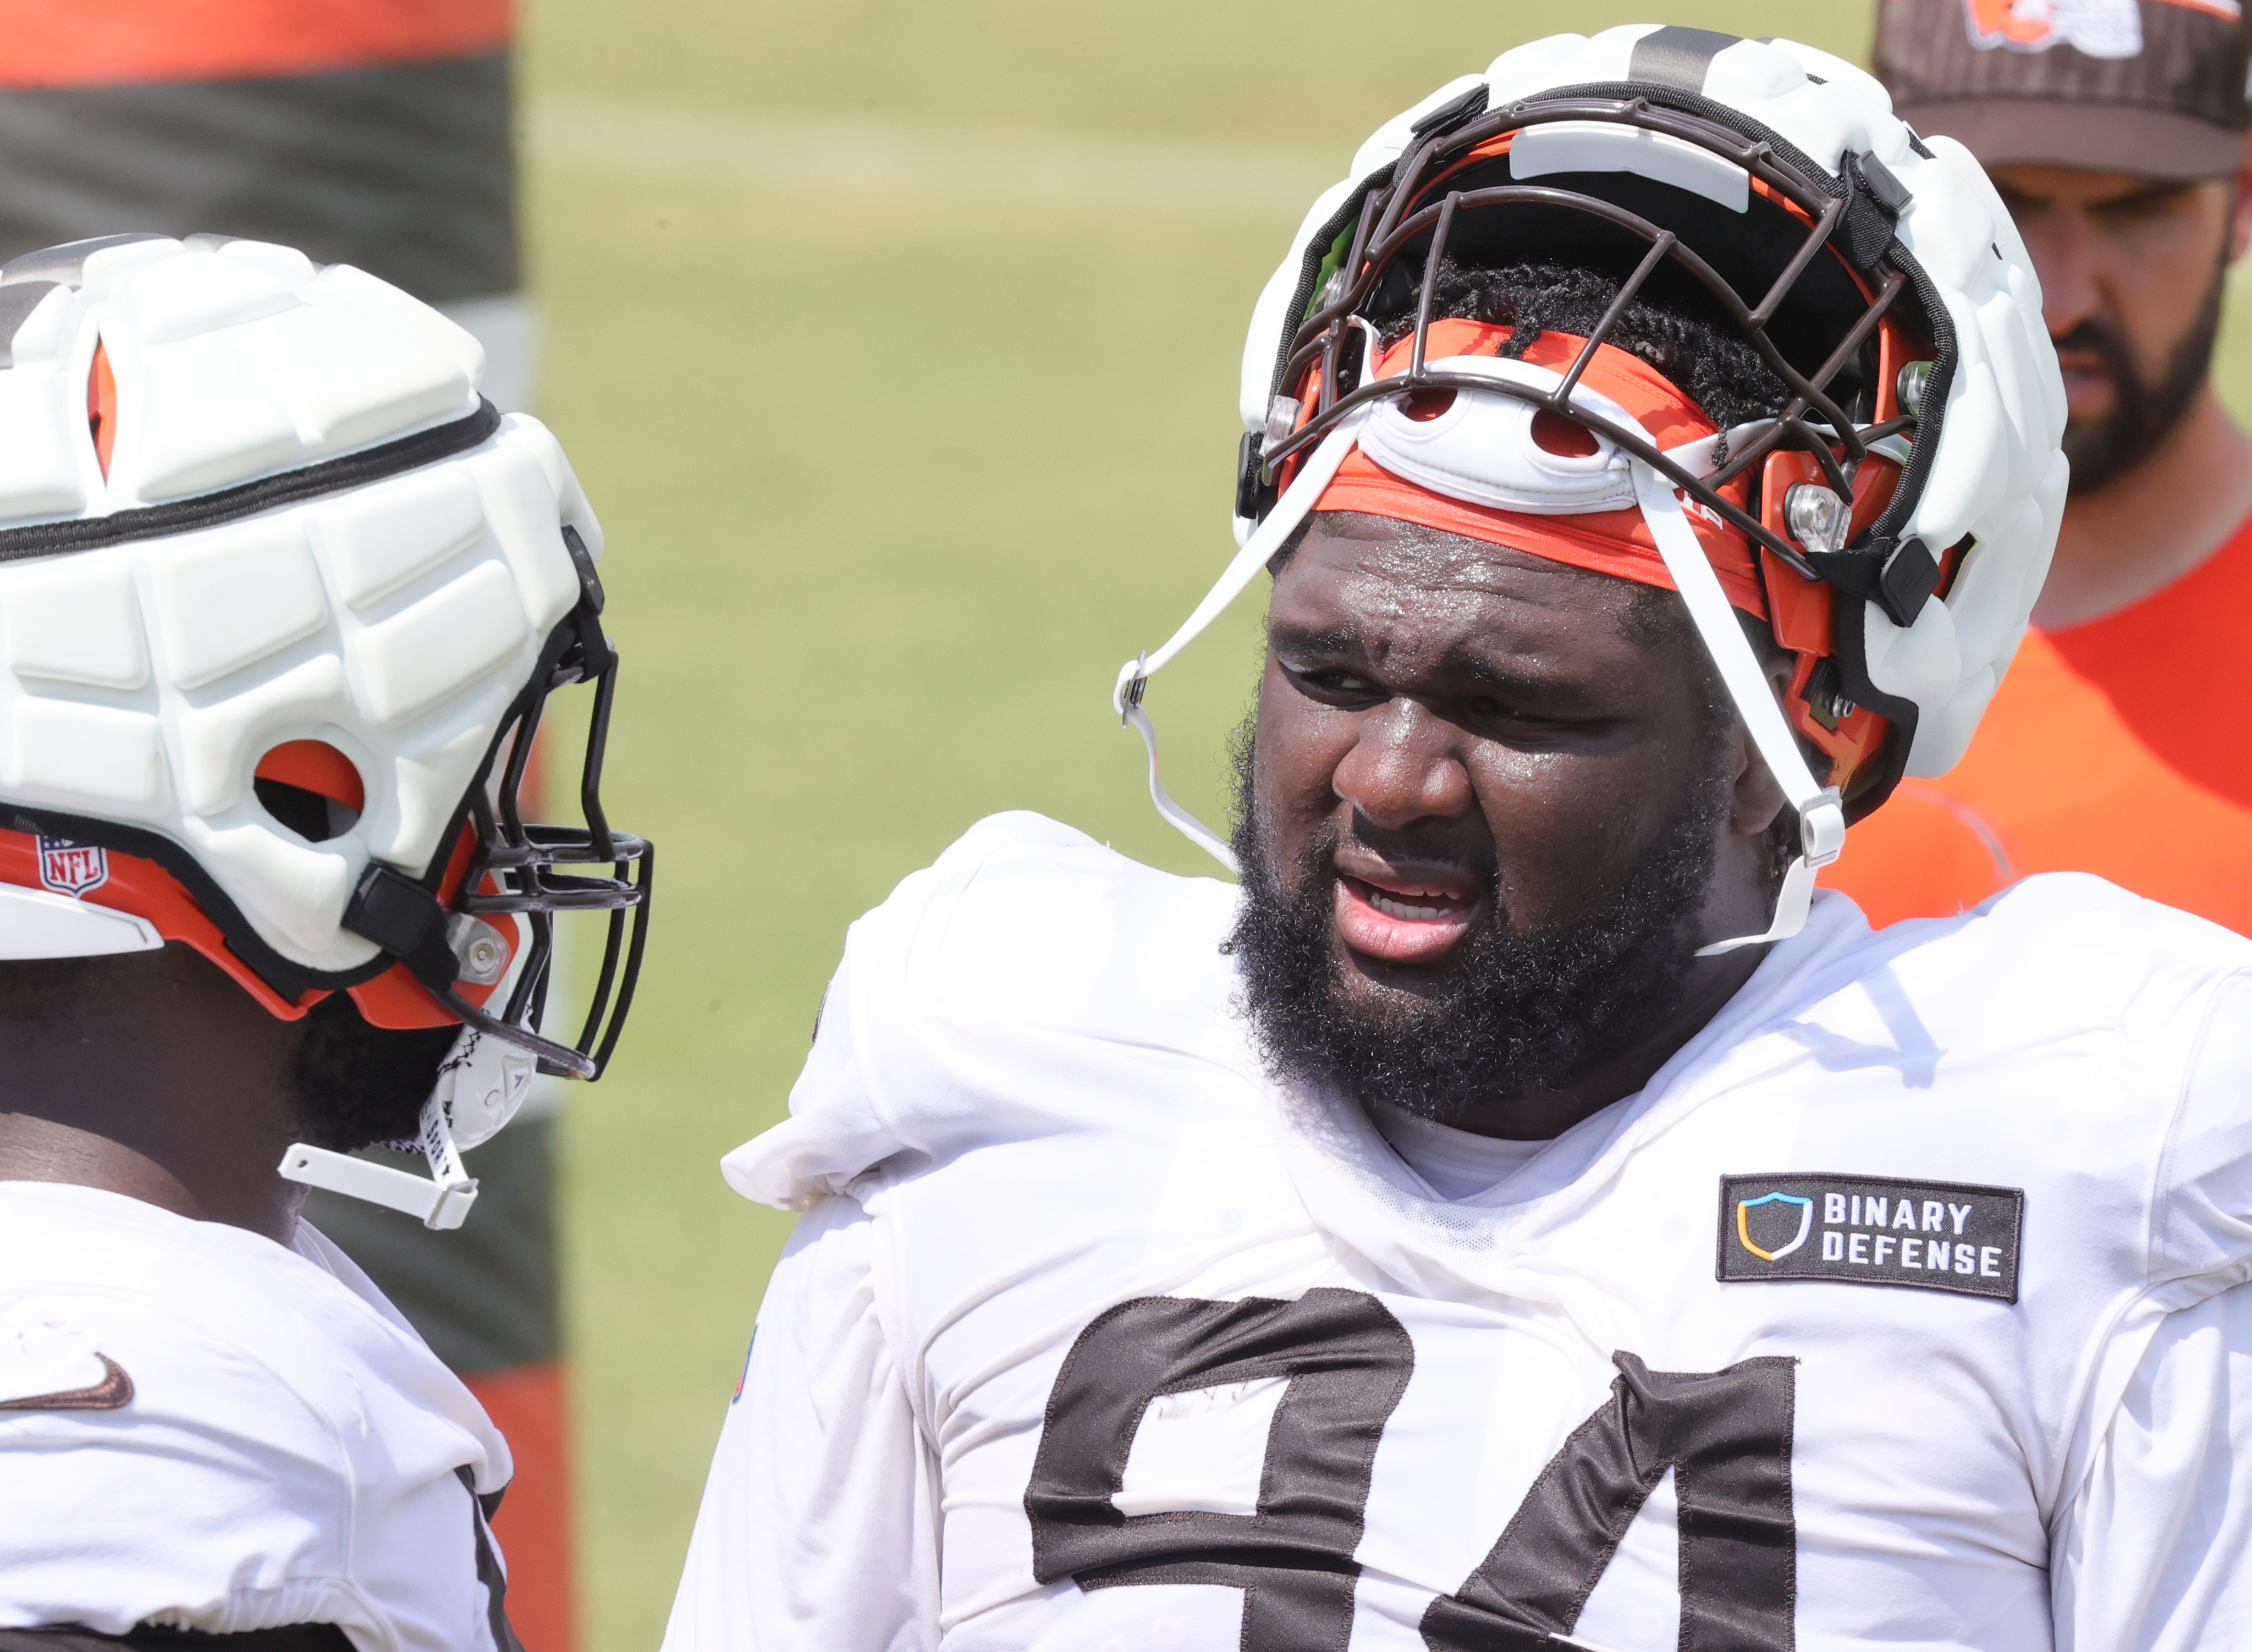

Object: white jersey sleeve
[2052,971,2252,1649]
[2053,1283,2252,1649]
[663,1193,940,1652]
[671,819,1128,1651]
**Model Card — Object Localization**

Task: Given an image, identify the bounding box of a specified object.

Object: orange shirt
[1825,510,2252,933]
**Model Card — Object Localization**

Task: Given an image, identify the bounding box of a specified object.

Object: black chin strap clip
[343,863,458,993]
[1810,535,1941,629]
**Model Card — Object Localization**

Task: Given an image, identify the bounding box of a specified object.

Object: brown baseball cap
[1873,0,2252,180]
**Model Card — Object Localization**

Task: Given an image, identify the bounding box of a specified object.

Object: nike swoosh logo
[0,1353,133,1411]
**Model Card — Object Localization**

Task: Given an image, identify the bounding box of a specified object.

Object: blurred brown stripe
[0,51,516,302]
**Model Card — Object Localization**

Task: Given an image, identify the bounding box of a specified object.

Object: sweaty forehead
[1269,513,1660,659]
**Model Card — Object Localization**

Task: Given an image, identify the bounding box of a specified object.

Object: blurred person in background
[1830,0,2252,928]
[0,8,573,1647]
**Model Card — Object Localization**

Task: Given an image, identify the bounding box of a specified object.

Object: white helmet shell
[0,234,604,979]
[1233,27,2066,781]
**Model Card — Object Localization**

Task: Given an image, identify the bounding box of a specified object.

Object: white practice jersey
[0,1182,516,1652]
[667,812,2252,1652]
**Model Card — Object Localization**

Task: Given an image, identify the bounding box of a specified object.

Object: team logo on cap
[1964,0,2145,57]
[1733,1191,1814,1262]
[1962,0,2243,57]
[36,836,108,897]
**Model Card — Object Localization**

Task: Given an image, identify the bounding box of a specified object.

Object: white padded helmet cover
[1357,356,1652,514]
[1235,27,2066,780]
[0,236,604,975]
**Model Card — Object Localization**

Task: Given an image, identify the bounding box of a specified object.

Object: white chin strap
[1113,409,1373,875]
[1626,462,1843,955]
[280,1092,480,1230]
[0,885,530,1230]
[278,1023,539,1230]
[1112,404,1843,956]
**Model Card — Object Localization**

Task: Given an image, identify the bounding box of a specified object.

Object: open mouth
[2053,352,2113,419]
[1333,872,1480,965]
[1363,886,1462,921]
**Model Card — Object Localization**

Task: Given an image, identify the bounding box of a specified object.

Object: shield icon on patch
[1735,1191,1814,1262]
[37,836,109,897]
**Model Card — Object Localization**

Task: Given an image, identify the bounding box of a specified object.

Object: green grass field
[518,7,2252,1645]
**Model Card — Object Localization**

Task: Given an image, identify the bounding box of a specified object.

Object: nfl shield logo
[37,836,109,897]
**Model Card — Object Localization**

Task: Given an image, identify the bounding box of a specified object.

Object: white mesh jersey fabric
[684,813,2252,1652]
[1365,1099,1552,1201]
[0,1182,510,1652]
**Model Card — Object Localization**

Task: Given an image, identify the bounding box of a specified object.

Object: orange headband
[1313,320,1769,619]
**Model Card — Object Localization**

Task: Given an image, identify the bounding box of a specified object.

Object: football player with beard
[0,234,649,1652]
[668,29,2252,1652]
[1833,0,2252,926]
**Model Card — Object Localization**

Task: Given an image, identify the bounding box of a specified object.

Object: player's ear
[1727,655,1798,839]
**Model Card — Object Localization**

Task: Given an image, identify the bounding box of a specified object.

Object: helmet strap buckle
[276,1093,480,1231]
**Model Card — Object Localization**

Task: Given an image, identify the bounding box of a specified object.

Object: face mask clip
[277,1092,479,1231]
[1111,410,1374,879]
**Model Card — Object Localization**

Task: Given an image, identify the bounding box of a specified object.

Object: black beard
[2058,251,2226,497]
[287,992,460,1153]
[1222,734,1730,1127]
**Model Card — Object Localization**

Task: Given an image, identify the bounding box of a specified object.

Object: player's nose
[2024,204,2103,339]
[1331,698,1474,831]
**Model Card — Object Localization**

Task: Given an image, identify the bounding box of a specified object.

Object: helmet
[0,233,651,1227]
[1115,26,2065,950]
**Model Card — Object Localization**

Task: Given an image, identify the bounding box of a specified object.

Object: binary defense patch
[1716,1173,2023,1303]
